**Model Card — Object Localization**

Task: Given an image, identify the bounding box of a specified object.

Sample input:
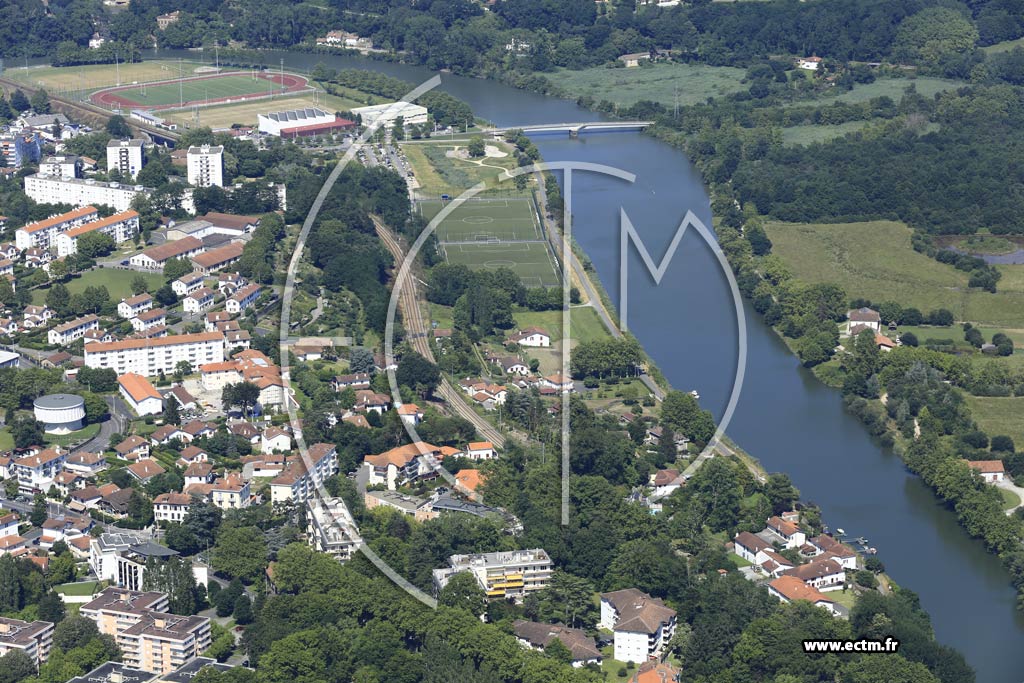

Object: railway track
[373,218,510,448]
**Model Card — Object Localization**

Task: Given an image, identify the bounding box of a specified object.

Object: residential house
[507,327,551,348]
[650,468,682,497]
[397,403,424,426]
[768,576,838,615]
[182,287,215,314]
[48,314,99,346]
[117,294,153,320]
[131,308,167,332]
[466,442,497,461]
[512,621,602,668]
[261,427,291,454]
[765,515,806,549]
[129,237,204,270]
[64,451,107,476]
[541,374,574,393]
[225,283,260,314]
[210,472,249,510]
[782,557,846,592]
[126,459,166,484]
[184,462,214,487]
[172,272,205,297]
[968,460,1006,483]
[847,307,881,333]
[806,535,859,570]
[150,425,187,446]
[332,373,371,391]
[153,493,193,523]
[496,356,530,376]
[11,447,68,494]
[190,242,244,275]
[114,435,150,460]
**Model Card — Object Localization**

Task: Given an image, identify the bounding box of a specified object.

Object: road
[533,172,664,402]
[372,218,510,448]
[73,395,130,454]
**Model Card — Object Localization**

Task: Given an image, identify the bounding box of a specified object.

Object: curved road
[373,219,510,448]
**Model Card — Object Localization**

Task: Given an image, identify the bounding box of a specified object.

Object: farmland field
[965,395,1024,447]
[764,220,1024,327]
[821,77,961,104]
[550,63,747,108]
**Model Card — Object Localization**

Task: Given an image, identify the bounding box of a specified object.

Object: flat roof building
[351,101,428,128]
[433,549,552,601]
[0,617,55,666]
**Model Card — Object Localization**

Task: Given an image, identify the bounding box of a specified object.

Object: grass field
[104,73,287,108]
[513,307,608,344]
[551,63,747,108]
[442,241,561,287]
[898,325,1024,347]
[781,121,871,146]
[9,60,191,93]
[420,197,542,242]
[56,581,100,596]
[982,37,1024,54]
[32,269,165,305]
[764,220,1024,326]
[402,140,523,197]
[965,395,1024,446]
[163,93,363,130]
[1001,488,1021,511]
[46,423,101,447]
[813,77,961,105]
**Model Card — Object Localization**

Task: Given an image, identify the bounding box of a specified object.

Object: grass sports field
[420,196,561,286]
[420,197,542,242]
[764,220,1024,327]
[442,242,561,287]
[9,60,187,93]
[91,72,307,110]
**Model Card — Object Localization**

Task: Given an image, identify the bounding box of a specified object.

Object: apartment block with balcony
[0,617,54,666]
[306,496,359,561]
[433,549,552,602]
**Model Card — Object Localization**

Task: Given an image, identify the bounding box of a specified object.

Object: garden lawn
[513,307,609,344]
[56,581,100,596]
[1000,488,1021,511]
[33,269,165,305]
[46,423,101,447]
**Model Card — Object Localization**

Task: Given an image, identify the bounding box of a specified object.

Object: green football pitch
[440,241,562,288]
[419,197,542,243]
[106,74,285,108]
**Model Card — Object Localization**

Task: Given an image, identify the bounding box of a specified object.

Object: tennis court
[441,241,562,287]
[419,196,542,243]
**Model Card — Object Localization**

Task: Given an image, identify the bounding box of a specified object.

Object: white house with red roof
[765,515,806,549]
[968,460,1006,484]
[768,576,837,614]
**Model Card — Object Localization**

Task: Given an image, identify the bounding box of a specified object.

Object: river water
[149,48,1023,681]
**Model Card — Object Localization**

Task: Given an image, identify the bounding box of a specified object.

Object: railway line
[373,218,511,448]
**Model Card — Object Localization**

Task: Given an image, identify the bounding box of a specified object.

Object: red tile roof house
[759,548,796,578]
[512,620,603,667]
[114,435,150,460]
[733,531,773,565]
[150,425,187,446]
[768,575,838,615]
[765,515,807,549]
[807,534,859,570]
[598,588,677,664]
[782,557,846,592]
[846,307,881,334]
[967,460,1006,484]
[126,459,166,484]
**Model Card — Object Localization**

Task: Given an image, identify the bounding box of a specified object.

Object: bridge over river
[489,120,653,137]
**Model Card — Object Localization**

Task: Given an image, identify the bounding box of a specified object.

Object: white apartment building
[55,209,140,257]
[24,174,150,212]
[87,534,179,590]
[599,589,677,664]
[118,293,153,319]
[39,155,80,179]
[48,314,99,346]
[131,308,167,332]
[432,549,552,601]
[84,332,224,377]
[186,145,224,188]
[268,444,339,505]
[210,472,250,510]
[11,447,68,494]
[0,617,55,666]
[226,283,260,314]
[306,496,358,561]
[106,139,145,180]
[15,206,99,250]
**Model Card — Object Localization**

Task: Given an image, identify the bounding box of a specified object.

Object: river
[150,48,1023,681]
